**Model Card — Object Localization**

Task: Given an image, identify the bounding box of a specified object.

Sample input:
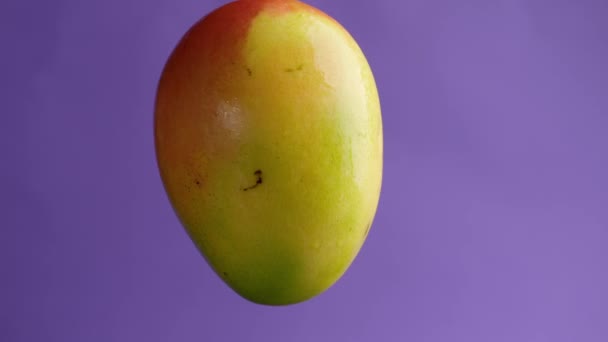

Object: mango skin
[154,0,382,305]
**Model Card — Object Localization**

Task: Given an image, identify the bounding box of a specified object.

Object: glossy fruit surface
[155,0,382,305]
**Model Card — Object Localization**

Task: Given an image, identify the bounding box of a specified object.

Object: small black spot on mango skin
[192,170,205,187]
[246,67,252,76]
[242,170,263,191]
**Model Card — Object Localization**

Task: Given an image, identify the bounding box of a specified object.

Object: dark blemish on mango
[242,169,263,191]
[246,67,252,76]
[285,64,303,73]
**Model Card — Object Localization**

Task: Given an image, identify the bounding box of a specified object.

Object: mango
[154,0,382,305]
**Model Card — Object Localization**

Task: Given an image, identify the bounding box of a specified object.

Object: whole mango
[155,0,383,305]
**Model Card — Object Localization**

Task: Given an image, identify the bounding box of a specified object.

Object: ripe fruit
[154,0,382,305]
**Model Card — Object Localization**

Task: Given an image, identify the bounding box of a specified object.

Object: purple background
[2,0,608,341]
